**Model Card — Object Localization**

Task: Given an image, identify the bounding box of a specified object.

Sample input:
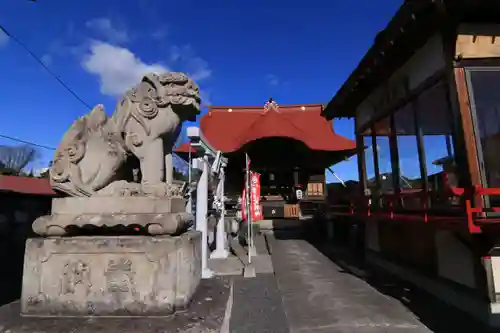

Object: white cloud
[81,20,212,103]
[0,29,9,48]
[169,45,181,62]
[200,90,212,107]
[86,18,129,44]
[169,45,212,81]
[82,41,168,96]
[266,74,279,87]
[151,27,168,40]
[41,54,52,66]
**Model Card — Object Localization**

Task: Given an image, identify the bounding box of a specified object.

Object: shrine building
[177,99,356,220]
[322,0,500,327]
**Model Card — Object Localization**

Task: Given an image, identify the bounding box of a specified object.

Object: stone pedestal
[32,197,192,236]
[21,231,201,317]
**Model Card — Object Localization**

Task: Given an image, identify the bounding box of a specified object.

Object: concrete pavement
[267,236,432,333]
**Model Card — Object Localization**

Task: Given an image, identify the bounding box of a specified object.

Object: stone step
[230,238,250,266]
[253,233,268,255]
[208,257,244,276]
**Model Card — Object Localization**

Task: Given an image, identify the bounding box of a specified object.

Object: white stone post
[186,194,193,214]
[211,166,229,259]
[195,156,214,279]
[186,146,193,214]
[165,153,173,185]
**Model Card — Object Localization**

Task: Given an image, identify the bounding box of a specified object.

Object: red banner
[250,172,263,221]
[241,172,263,222]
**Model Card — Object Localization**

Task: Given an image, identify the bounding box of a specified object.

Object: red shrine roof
[176,102,356,154]
[0,175,55,196]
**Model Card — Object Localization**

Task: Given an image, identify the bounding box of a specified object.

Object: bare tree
[0,145,40,175]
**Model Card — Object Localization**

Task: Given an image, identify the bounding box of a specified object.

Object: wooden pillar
[355,116,368,194]
[371,125,382,197]
[389,114,401,194]
[408,86,429,194]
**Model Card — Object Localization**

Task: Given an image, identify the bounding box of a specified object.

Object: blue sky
[0,0,411,182]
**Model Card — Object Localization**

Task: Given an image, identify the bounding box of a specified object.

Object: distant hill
[367,172,421,192]
[326,172,426,204]
[326,180,360,204]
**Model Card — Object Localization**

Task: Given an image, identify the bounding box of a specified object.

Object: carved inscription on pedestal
[60,260,92,295]
[105,258,136,293]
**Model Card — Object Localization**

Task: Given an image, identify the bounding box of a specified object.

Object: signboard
[241,172,263,222]
[250,172,263,221]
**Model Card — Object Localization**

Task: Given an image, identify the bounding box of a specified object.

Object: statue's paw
[141,183,168,197]
[97,181,142,197]
[166,183,184,198]
[141,183,183,197]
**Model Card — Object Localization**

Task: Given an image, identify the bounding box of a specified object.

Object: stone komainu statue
[49,72,200,197]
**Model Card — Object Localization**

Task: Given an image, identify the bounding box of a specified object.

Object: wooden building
[0,176,55,306]
[322,0,500,327]
[177,101,356,219]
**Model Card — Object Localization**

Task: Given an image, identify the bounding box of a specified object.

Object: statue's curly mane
[112,72,200,137]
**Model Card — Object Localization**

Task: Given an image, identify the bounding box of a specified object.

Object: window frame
[465,66,500,189]
[357,77,460,210]
[464,66,500,210]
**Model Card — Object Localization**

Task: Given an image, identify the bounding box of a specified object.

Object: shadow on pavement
[272,224,495,333]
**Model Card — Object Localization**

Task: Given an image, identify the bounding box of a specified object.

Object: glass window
[467,69,500,188]
[417,82,458,206]
[363,133,376,193]
[373,117,394,193]
[394,103,422,190]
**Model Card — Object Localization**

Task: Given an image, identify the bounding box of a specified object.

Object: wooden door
[284,204,300,218]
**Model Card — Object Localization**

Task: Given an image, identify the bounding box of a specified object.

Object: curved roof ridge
[233,109,311,148]
[177,103,356,153]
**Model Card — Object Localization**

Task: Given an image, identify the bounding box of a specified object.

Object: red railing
[451,185,500,233]
[330,185,500,234]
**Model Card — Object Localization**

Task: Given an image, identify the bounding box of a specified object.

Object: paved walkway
[267,236,432,333]
[1,231,492,332]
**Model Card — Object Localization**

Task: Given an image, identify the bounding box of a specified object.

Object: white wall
[456,24,500,59]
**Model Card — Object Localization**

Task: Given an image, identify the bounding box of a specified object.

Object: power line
[0,21,188,157]
[0,134,56,150]
[0,133,188,165]
[0,24,93,110]
[0,15,187,163]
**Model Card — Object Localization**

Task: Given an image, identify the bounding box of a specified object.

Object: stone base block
[32,197,193,236]
[21,231,201,317]
[51,197,187,215]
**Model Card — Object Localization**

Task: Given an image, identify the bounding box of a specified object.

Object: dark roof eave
[322,0,500,121]
[322,0,444,120]
[0,189,55,196]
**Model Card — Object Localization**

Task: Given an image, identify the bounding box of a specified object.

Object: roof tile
[177,104,355,153]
